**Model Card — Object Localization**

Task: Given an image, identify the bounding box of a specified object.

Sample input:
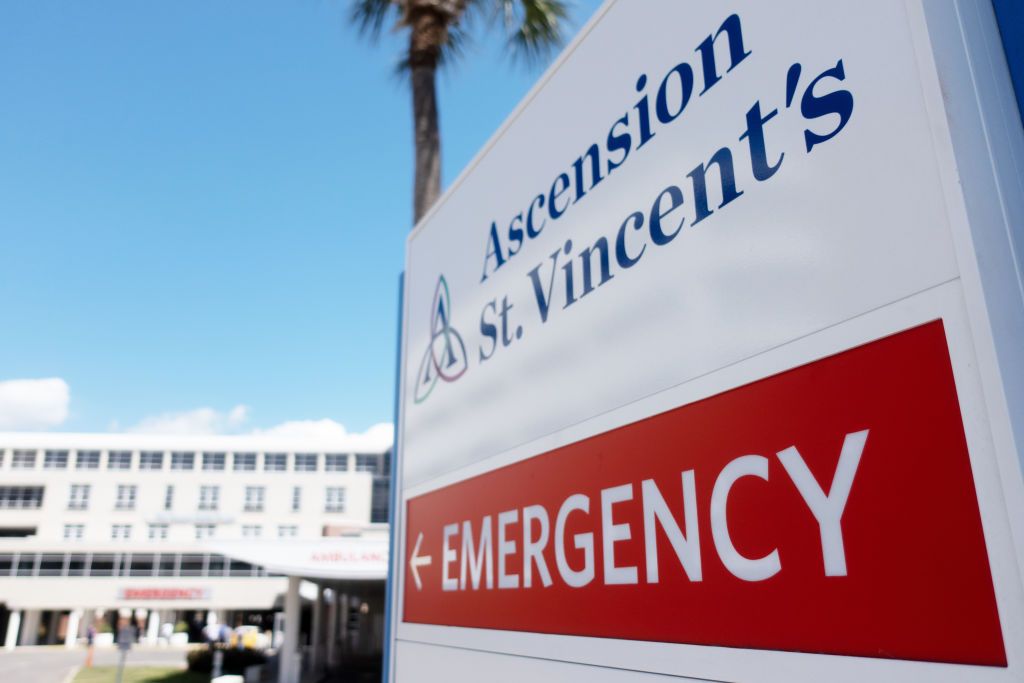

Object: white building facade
[0,431,391,660]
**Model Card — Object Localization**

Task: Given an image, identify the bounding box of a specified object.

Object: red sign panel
[403,321,1005,666]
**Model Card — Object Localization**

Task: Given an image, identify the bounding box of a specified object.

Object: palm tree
[351,0,571,223]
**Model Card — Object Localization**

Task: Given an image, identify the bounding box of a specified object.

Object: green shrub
[186,646,266,674]
[174,621,189,633]
[97,622,113,634]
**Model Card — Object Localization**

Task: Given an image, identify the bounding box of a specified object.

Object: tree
[351,0,571,223]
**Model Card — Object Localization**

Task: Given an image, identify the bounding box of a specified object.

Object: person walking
[84,624,96,668]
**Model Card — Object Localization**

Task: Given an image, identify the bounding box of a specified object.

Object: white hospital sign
[389,1,1024,682]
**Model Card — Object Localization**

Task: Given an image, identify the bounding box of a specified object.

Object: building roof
[0,426,393,453]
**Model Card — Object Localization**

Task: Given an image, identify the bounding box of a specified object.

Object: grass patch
[73,667,208,683]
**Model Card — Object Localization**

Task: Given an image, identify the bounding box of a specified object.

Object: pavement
[0,645,191,683]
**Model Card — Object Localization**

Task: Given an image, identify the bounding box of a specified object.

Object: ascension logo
[414,275,468,404]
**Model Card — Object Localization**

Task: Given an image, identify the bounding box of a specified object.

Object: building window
[278,525,298,538]
[0,486,44,509]
[243,486,265,512]
[294,453,318,472]
[291,486,301,512]
[325,454,348,472]
[198,486,220,511]
[171,452,195,470]
[44,450,69,469]
[76,451,100,469]
[148,524,169,541]
[371,475,390,524]
[195,524,216,540]
[202,452,226,471]
[115,485,137,510]
[108,451,132,470]
[355,454,379,473]
[233,453,256,471]
[12,450,37,469]
[111,524,132,541]
[63,524,84,541]
[264,453,286,471]
[164,485,174,511]
[9,552,259,577]
[325,487,346,513]
[241,525,262,538]
[68,484,90,510]
[140,452,164,470]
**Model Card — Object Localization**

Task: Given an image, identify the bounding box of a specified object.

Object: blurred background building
[0,432,392,681]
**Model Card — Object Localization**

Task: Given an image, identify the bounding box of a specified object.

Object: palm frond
[351,0,401,39]
[353,0,570,72]
[499,0,570,64]
[439,23,470,66]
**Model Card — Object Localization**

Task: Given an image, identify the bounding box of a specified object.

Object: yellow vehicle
[229,625,267,650]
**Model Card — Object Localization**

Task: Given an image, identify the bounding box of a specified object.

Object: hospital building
[0,430,392,682]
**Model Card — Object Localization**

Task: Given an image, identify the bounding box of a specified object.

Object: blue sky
[0,0,603,436]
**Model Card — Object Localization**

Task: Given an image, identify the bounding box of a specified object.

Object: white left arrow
[409,532,432,591]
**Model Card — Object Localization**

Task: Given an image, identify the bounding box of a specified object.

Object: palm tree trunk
[408,6,445,224]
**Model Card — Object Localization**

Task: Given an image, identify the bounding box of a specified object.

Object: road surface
[0,645,190,683]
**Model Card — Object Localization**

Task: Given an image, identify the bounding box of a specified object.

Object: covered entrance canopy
[211,536,389,683]
[210,537,388,581]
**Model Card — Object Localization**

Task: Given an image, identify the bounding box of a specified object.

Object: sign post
[212,650,224,679]
[114,625,133,683]
[387,1,1024,681]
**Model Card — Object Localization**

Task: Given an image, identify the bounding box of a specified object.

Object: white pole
[212,650,224,679]
[65,610,82,648]
[4,611,21,650]
[272,612,284,649]
[325,589,338,669]
[114,649,127,683]
[19,610,40,646]
[146,610,159,644]
[280,576,301,683]
[311,583,324,673]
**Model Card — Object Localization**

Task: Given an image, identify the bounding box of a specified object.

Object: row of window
[65,484,346,513]
[0,484,347,513]
[0,449,383,473]
[62,523,300,541]
[0,552,274,578]
[0,487,45,509]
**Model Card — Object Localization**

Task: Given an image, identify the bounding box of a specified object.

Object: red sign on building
[119,588,210,601]
[403,321,1005,666]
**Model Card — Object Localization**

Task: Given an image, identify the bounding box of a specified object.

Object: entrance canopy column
[65,610,82,648]
[279,576,301,683]
[146,610,159,644]
[4,611,21,650]
[311,583,324,673]
[326,588,339,669]
[19,610,40,646]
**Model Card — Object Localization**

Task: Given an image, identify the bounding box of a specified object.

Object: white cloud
[0,378,70,430]
[123,406,392,448]
[256,420,393,451]
[227,405,248,424]
[126,404,250,435]
[255,419,393,443]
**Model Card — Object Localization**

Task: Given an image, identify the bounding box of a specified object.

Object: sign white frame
[387,1,1024,681]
